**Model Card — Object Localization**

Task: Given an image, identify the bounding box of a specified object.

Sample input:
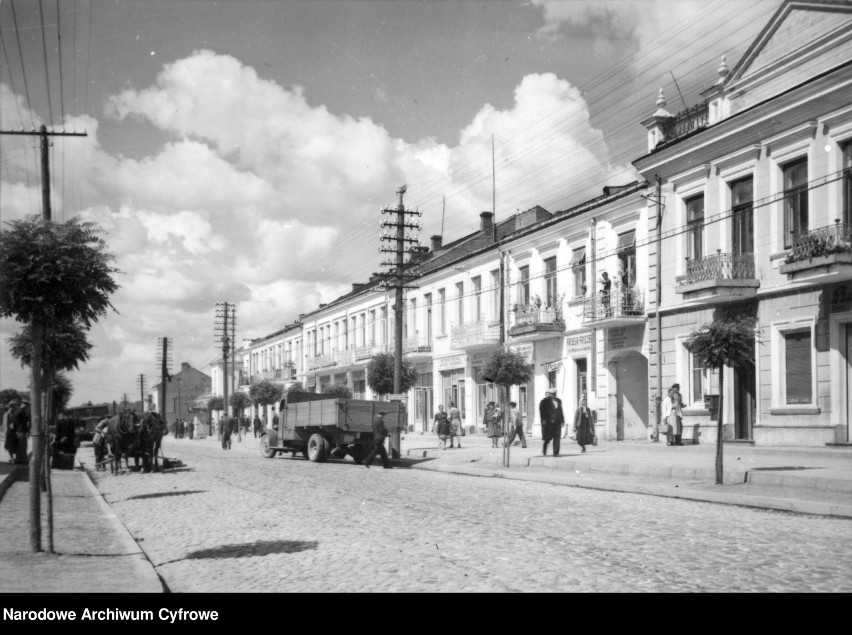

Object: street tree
[685,315,757,485]
[208,396,224,433]
[366,353,417,397]
[230,391,252,440]
[0,215,119,553]
[0,389,27,410]
[482,349,534,467]
[249,379,285,421]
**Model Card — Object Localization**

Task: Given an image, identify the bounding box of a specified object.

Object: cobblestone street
[85,438,852,593]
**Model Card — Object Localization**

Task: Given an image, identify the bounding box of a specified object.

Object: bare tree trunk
[715,370,724,486]
[44,368,55,554]
[29,323,44,553]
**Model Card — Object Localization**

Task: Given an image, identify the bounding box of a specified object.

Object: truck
[259,392,406,463]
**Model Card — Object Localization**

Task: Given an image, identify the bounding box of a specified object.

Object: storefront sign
[607,328,627,350]
[565,334,591,353]
[544,361,563,372]
[437,355,465,370]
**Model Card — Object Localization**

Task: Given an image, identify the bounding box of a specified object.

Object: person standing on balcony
[448,401,462,448]
[599,271,612,317]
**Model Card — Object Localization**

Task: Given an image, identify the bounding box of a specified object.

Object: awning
[569,247,586,267]
[617,230,635,250]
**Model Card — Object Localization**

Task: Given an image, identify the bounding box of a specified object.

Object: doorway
[733,361,756,440]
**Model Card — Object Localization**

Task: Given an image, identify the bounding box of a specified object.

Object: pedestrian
[538,388,565,457]
[572,394,595,453]
[448,401,463,448]
[363,411,392,469]
[177,418,185,439]
[505,401,527,448]
[668,383,684,446]
[221,415,234,450]
[241,416,249,437]
[187,419,195,440]
[486,401,502,448]
[272,409,280,430]
[433,405,450,450]
[93,417,110,471]
[253,415,262,438]
[599,271,612,317]
[3,396,22,463]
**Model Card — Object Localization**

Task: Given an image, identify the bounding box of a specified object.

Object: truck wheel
[260,435,276,459]
[306,433,328,462]
[349,445,368,464]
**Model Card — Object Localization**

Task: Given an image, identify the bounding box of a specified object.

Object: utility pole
[137,374,147,412]
[215,302,236,439]
[157,338,173,421]
[1,125,87,553]
[379,186,422,459]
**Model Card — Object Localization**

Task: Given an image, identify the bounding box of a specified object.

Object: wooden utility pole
[1,125,86,552]
[379,186,421,459]
[215,302,236,439]
[157,338,172,421]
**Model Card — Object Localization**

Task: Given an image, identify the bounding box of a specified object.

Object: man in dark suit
[363,411,392,469]
[539,388,565,457]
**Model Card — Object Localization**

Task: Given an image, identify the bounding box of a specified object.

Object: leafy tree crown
[249,379,285,405]
[366,352,417,395]
[685,315,757,371]
[481,349,534,388]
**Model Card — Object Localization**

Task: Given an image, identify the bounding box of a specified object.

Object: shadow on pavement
[183,539,318,560]
[125,489,208,501]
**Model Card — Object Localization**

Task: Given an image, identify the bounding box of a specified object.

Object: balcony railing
[663,102,709,142]
[582,289,645,322]
[784,221,852,265]
[403,336,432,354]
[451,318,501,349]
[509,305,565,331]
[306,353,335,371]
[334,348,354,367]
[685,252,755,284]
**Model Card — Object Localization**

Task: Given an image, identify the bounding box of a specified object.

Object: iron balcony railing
[509,305,565,330]
[662,102,709,142]
[785,221,852,264]
[582,289,645,322]
[684,252,755,284]
[334,348,354,366]
[306,353,335,371]
[451,318,501,348]
[403,336,432,354]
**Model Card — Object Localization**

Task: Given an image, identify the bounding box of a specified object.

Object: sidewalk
[1,433,850,593]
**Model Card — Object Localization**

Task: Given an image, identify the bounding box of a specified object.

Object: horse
[139,411,169,472]
[106,411,139,474]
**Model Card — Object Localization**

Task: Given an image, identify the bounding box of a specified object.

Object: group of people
[433,402,464,449]
[171,418,195,439]
[658,383,684,446]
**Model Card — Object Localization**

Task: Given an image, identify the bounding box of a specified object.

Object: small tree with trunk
[0,216,118,553]
[249,379,285,424]
[366,353,417,397]
[685,315,757,485]
[208,396,224,433]
[482,348,534,467]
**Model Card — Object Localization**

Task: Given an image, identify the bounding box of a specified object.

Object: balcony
[508,304,565,341]
[582,288,646,328]
[403,336,432,358]
[248,369,284,384]
[675,251,760,303]
[662,102,709,143]
[780,222,852,283]
[306,353,336,372]
[451,318,501,351]
[334,348,354,367]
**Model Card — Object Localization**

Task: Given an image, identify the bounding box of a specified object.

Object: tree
[0,389,27,410]
[229,391,252,441]
[322,384,353,399]
[208,396,224,421]
[482,349,534,467]
[366,353,417,396]
[0,215,118,553]
[685,315,757,485]
[249,379,285,414]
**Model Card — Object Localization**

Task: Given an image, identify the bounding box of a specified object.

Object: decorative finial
[656,88,666,109]
[718,55,729,79]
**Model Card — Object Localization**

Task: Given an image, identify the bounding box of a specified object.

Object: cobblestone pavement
[83,437,852,593]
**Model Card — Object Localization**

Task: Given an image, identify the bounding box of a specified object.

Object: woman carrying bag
[573,394,595,453]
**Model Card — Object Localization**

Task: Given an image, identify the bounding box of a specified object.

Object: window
[455,282,464,326]
[686,195,704,261]
[381,307,387,345]
[490,269,500,322]
[406,299,415,341]
[359,314,366,346]
[689,352,709,405]
[571,248,586,298]
[731,176,754,255]
[438,288,446,334]
[784,330,812,404]
[369,310,375,345]
[472,277,482,321]
[424,294,432,341]
[575,358,588,400]
[843,142,852,228]
[518,265,530,306]
[616,230,636,289]
[544,257,557,305]
[783,158,808,248]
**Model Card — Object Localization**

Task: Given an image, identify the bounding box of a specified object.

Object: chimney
[409,245,429,262]
[431,235,443,251]
[352,283,365,292]
[480,211,493,233]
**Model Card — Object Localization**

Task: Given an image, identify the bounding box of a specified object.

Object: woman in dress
[669,383,684,446]
[433,405,450,450]
[448,401,462,449]
[573,394,595,453]
[485,401,502,448]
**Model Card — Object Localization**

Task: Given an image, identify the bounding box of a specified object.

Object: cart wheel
[306,433,328,462]
[260,435,276,459]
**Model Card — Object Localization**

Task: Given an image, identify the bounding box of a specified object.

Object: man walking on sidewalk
[363,412,392,469]
[505,401,527,448]
[539,388,564,457]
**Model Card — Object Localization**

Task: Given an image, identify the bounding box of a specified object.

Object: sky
[0,0,782,406]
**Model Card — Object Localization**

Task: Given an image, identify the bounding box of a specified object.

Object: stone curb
[410,461,852,519]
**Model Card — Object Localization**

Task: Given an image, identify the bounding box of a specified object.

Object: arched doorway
[608,351,649,440]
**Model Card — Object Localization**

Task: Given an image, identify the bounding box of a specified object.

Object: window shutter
[785,331,812,404]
